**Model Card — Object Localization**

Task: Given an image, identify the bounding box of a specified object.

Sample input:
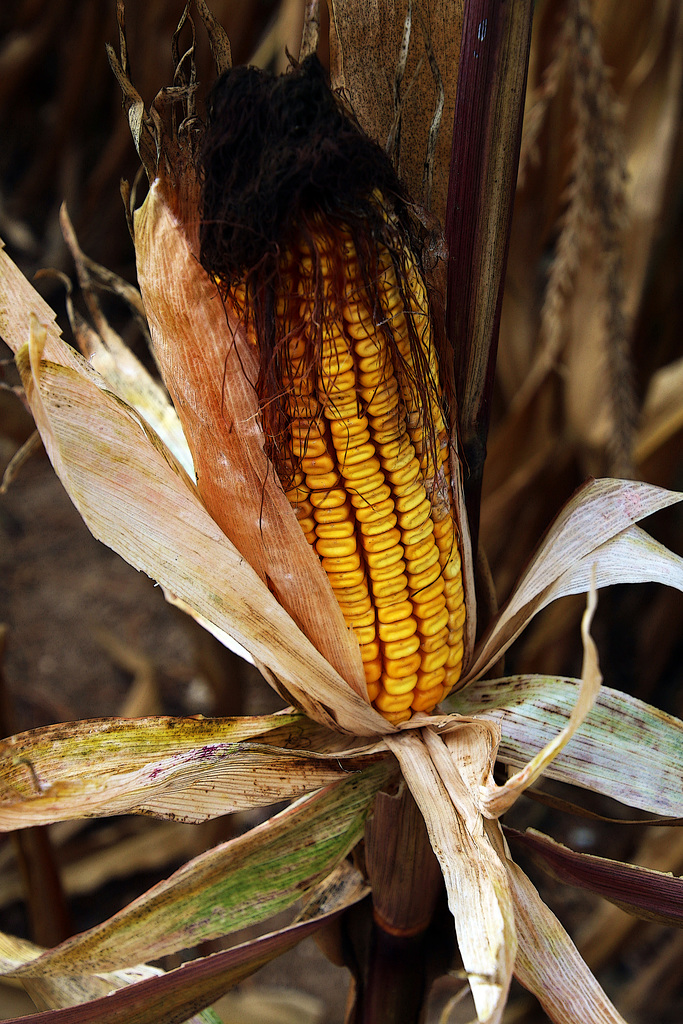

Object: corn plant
[0,1,682,1022]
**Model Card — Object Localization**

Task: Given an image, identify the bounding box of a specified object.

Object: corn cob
[200,59,465,723]
[218,209,465,724]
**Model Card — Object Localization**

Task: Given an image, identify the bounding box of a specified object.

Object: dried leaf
[0,765,389,978]
[470,583,602,817]
[505,827,683,928]
[134,182,368,703]
[57,209,193,477]
[0,242,82,371]
[445,0,534,537]
[13,315,384,736]
[447,677,683,817]
[486,823,627,1024]
[0,864,366,1023]
[463,478,683,682]
[386,729,515,1023]
[0,714,387,828]
[0,931,171,1014]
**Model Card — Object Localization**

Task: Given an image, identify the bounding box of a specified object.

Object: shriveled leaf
[0,864,367,1023]
[134,182,368,703]
[486,824,627,1024]
[446,676,683,817]
[505,827,683,928]
[386,729,515,1023]
[2,764,390,977]
[15,320,385,736]
[0,714,388,829]
[463,478,683,682]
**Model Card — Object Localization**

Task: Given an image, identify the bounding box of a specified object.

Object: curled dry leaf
[448,675,683,818]
[471,580,602,817]
[463,478,683,682]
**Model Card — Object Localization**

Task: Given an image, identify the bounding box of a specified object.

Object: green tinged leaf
[0,714,387,827]
[447,676,683,816]
[1,763,391,976]
[0,864,367,1023]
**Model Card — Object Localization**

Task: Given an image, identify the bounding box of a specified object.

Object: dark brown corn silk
[199,57,466,723]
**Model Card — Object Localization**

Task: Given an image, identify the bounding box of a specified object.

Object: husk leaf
[13,315,385,736]
[466,582,602,818]
[386,729,515,1023]
[134,181,369,702]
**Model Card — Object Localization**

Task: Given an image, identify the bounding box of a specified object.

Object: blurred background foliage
[0,0,682,1021]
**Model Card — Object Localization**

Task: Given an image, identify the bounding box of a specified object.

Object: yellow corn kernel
[381,672,419,696]
[411,685,445,712]
[374,689,414,713]
[238,207,465,722]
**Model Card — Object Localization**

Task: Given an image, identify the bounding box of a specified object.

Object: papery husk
[134,180,368,703]
[0,241,82,370]
[386,728,515,1024]
[13,312,384,736]
[58,205,194,477]
[416,587,603,822]
[486,824,628,1024]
